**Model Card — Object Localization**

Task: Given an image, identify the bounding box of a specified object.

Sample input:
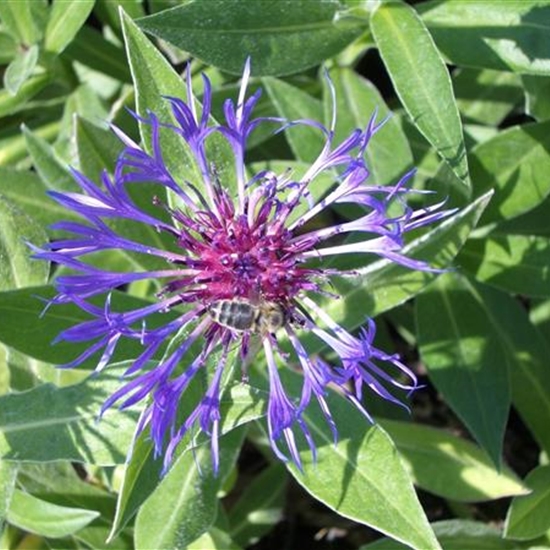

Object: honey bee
[208,298,286,335]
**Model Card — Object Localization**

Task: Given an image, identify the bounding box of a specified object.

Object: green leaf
[75,116,123,181]
[420,274,550,460]
[65,24,131,83]
[505,464,550,540]
[120,11,203,191]
[45,0,95,54]
[314,190,492,337]
[494,297,550,457]
[458,234,550,297]
[19,462,112,510]
[0,121,58,168]
[523,75,550,121]
[381,420,527,503]
[0,31,17,64]
[371,1,470,192]
[493,193,550,237]
[416,273,510,467]
[95,0,145,34]
[463,124,499,148]
[189,526,242,550]
[0,461,17,538]
[0,167,79,230]
[77,523,134,550]
[134,427,246,550]
[262,77,324,162]
[229,464,286,547]
[22,126,77,192]
[136,0,365,76]
[7,490,99,538]
[0,347,9,396]
[400,114,442,188]
[6,346,82,393]
[289,389,441,550]
[0,1,45,45]
[3,44,38,96]
[454,69,523,126]
[471,120,550,226]
[325,67,414,186]
[530,299,550,359]
[0,73,50,118]
[55,84,109,160]
[108,381,263,540]
[0,286,178,368]
[18,463,134,550]
[107,430,164,541]
[363,520,521,550]
[419,0,550,76]
[0,363,139,464]
[217,383,266,439]
[0,195,49,290]
[121,10,236,205]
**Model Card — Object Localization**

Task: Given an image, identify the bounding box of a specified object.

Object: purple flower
[35,60,452,474]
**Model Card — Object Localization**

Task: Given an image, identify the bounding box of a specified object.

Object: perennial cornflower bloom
[34,60,451,474]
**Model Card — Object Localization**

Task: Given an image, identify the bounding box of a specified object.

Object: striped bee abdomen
[209,299,258,331]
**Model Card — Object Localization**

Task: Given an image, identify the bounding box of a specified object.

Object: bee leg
[239,333,252,384]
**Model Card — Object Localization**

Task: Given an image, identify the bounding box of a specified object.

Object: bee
[208,298,286,335]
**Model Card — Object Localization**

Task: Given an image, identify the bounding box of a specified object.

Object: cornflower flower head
[34,60,451,474]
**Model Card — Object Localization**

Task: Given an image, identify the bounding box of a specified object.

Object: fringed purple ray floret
[37,60,454,474]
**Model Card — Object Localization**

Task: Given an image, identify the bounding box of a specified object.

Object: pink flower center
[172,192,311,306]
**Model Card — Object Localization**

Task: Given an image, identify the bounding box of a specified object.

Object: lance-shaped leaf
[523,75,550,121]
[44,0,95,54]
[7,490,99,538]
[0,195,48,291]
[453,68,523,126]
[286,381,441,550]
[417,273,550,462]
[469,119,550,226]
[505,464,550,540]
[371,1,470,192]
[0,1,45,45]
[22,126,77,192]
[418,0,550,76]
[3,44,38,95]
[120,10,236,200]
[459,234,550,298]
[381,420,527,502]
[136,0,365,76]
[416,273,510,467]
[0,167,79,231]
[134,427,246,550]
[0,364,139,464]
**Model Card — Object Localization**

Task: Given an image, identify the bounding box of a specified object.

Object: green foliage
[289,384,443,550]
[0,1,549,549]
[136,0,366,76]
[371,1,470,191]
